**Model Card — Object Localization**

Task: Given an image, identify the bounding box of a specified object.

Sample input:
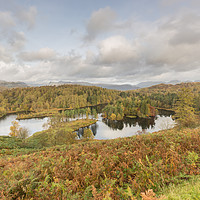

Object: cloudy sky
[0,0,200,84]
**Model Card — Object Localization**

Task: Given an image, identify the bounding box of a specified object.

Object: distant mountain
[136,81,163,88]
[49,81,139,91]
[48,80,186,91]
[96,84,139,90]
[137,82,200,94]
[0,80,28,89]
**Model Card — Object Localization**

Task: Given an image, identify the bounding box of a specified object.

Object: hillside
[136,82,200,94]
[0,127,200,199]
[128,82,200,111]
[0,82,199,120]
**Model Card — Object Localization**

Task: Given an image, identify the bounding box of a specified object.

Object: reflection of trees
[137,117,156,130]
[102,118,124,130]
[123,118,137,127]
[90,123,97,136]
[76,111,174,138]
[102,116,156,131]
[75,123,97,138]
[158,109,175,117]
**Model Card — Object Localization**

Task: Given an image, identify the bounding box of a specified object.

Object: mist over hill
[1,80,199,91]
[0,80,28,89]
[48,80,191,91]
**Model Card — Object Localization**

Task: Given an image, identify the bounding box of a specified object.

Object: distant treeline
[0,83,199,119]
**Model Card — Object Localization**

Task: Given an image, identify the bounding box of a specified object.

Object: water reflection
[158,109,175,117]
[102,116,156,131]
[0,108,175,140]
[76,113,175,140]
[0,115,48,136]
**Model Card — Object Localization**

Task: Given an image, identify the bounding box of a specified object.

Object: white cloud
[97,35,138,64]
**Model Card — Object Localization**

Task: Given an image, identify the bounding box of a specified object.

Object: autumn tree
[82,128,94,139]
[92,108,98,119]
[175,88,197,127]
[9,121,29,139]
[86,107,91,119]
[18,127,29,139]
[110,113,116,121]
[9,121,20,137]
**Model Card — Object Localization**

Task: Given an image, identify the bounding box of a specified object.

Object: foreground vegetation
[0,127,199,199]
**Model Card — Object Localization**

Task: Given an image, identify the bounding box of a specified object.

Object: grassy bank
[28,119,97,148]
[160,175,200,199]
[0,119,97,152]
[0,127,199,199]
[16,109,60,120]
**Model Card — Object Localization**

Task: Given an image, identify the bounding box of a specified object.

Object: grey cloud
[84,7,116,41]
[8,31,26,51]
[16,6,37,29]
[161,0,186,6]
[0,62,19,80]
[170,28,200,45]
[0,45,13,63]
[19,48,57,62]
[83,7,135,42]
[169,14,200,45]
[0,11,15,30]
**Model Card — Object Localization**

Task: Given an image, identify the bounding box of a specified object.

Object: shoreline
[1,103,107,120]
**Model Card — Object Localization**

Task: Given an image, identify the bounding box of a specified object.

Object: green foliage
[27,119,96,148]
[82,128,94,140]
[102,98,156,120]
[186,151,199,165]
[0,85,120,114]
[0,136,24,149]
[175,88,198,128]
[160,175,200,199]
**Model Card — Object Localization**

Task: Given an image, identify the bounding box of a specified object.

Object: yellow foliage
[110,113,116,121]
[9,121,20,137]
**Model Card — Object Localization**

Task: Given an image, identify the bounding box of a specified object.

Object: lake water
[0,110,176,140]
[0,115,49,137]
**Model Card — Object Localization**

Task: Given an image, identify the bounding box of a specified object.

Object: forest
[0,82,199,121]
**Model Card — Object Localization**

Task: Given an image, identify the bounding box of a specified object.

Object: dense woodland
[0,85,120,117]
[0,82,200,121]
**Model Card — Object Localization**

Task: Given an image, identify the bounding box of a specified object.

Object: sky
[0,0,200,85]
